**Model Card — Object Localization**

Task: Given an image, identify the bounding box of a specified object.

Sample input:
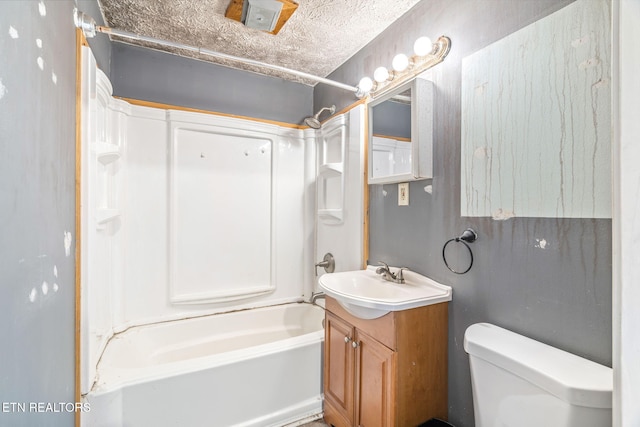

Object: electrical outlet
[398,182,409,206]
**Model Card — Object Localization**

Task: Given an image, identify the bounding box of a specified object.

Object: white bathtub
[83,303,325,427]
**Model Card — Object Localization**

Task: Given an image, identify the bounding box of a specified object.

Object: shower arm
[314,105,335,120]
[74,10,364,97]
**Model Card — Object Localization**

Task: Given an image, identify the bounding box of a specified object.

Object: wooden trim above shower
[116,97,368,131]
[74,28,86,427]
[225,0,299,35]
[117,97,308,129]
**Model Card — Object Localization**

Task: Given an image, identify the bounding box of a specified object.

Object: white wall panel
[116,109,310,328]
[169,124,273,304]
[315,106,365,284]
[118,108,169,327]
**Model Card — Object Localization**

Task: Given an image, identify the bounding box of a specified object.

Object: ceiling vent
[244,0,283,32]
[225,0,299,35]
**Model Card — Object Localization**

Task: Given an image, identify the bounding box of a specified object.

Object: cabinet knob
[352,341,359,348]
[344,336,352,343]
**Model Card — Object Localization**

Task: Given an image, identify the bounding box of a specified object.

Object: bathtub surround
[80,46,363,333]
[80,45,316,392]
[315,0,611,426]
[79,44,366,425]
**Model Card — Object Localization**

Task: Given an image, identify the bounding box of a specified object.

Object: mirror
[368,77,433,184]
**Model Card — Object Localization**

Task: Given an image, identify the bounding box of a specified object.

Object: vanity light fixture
[413,36,433,56]
[392,53,410,72]
[358,76,374,94]
[373,66,390,83]
[355,35,451,99]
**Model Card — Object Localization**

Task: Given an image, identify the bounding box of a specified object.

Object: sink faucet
[375,262,407,284]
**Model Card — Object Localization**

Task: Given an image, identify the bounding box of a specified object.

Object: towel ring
[442,228,477,274]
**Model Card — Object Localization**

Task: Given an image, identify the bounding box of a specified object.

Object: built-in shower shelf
[95,142,121,165]
[318,209,343,223]
[319,163,343,176]
[96,208,120,225]
[317,118,346,225]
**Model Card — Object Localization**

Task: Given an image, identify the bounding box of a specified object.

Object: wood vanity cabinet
[323,296,448,427]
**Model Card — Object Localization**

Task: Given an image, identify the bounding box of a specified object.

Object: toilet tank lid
[463,323,612,409]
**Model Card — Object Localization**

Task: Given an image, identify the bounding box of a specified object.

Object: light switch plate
[398,183,409,206]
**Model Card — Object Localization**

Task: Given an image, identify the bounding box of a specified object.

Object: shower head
[304,105,336,129]
[304,117,322,129]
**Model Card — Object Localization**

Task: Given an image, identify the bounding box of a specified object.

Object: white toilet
[464,323,612,427]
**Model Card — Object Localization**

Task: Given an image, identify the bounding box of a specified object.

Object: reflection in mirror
[368,77,433,185]
[371,88,412,179]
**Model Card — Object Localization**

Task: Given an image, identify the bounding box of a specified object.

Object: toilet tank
[463,323,612,427]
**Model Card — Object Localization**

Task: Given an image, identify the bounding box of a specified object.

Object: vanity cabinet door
[323,296,448,426]
[354,330,396,427]
[325,312,356,427]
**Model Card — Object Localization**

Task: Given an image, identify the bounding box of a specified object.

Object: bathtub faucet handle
[315,253,335,275]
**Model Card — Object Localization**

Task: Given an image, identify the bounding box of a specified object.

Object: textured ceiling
[98,0,422,85]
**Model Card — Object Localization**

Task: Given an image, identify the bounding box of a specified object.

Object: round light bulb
[413,36,433,56]
[373,67,390,83]
[358,76,374,93]
[392,54,409,72]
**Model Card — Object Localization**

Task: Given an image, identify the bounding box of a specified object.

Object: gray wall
[110,43,313,124]
[315,1,612,426]
[0,1,78,425]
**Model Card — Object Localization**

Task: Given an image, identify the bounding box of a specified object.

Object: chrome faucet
[310,291,326,304]
[375,262,407,284]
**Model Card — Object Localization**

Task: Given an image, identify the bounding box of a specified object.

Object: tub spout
[310,291,325,304]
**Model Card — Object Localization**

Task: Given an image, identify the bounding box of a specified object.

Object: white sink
[318,266,452,319]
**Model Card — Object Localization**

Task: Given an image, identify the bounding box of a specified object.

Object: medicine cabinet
[368,77,434,184]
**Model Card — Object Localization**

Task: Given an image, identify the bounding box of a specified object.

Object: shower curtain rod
[73,10,363,96]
